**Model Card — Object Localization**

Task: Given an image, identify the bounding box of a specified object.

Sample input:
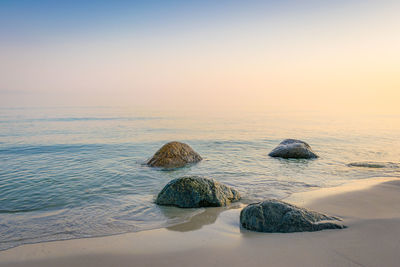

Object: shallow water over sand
[0,107,399,250]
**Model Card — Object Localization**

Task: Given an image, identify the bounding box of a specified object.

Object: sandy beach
[0,177,399,267]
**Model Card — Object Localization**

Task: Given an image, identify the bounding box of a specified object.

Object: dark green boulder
[156,176,241,208]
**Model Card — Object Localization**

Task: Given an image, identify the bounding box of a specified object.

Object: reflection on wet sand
[165,204,242,232]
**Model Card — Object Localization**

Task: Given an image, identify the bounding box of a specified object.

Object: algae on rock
[147,141,202,168]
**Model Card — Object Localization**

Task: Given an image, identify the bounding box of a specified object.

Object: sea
[0,106,399,250]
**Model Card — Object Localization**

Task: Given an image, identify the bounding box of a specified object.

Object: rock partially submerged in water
[147,141,202,168]
[240,199,345,233]
[156,176,241,208]
[269,139,318,159]
[347,161,399,169]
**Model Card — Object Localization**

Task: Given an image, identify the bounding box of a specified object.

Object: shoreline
[1,176,400,266]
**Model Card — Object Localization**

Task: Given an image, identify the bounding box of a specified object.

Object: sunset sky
[1,0,399,113]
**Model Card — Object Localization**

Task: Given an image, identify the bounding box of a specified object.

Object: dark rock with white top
[269,139,318,159]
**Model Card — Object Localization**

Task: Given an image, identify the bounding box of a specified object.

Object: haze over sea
[0,106,399,250]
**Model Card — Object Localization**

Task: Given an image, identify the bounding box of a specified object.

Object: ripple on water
[1,108,400,250]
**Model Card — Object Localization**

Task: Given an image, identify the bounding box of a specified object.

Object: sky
[0,0,399,113]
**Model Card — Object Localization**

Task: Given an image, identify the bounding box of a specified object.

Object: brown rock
[147,141,202,168]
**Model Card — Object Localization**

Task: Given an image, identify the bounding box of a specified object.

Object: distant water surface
[0,107,399,250]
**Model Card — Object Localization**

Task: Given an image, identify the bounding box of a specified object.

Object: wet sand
[1,177,400,267]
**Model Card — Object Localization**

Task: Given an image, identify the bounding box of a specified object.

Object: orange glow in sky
[0,1,399,114]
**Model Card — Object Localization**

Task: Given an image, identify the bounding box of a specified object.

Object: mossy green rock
[156,176,241,208]
[269,139,318,159]
[240,200,345,233]
[147,141,202,168]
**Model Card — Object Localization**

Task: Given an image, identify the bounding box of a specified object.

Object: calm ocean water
[0,107,399,250]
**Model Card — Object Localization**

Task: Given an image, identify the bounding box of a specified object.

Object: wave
[0,144,105,155]
[0,117,161,123]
